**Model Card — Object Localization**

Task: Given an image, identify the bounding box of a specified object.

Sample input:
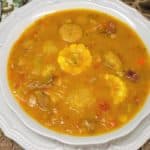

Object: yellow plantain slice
[103,51,123,75]
[59,23,82,43]
[105,74,127,104]
[58,44,92,75]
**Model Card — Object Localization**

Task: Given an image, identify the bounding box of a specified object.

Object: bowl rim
[0,0,150,145]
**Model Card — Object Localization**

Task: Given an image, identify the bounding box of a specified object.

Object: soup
[7,9,150,136]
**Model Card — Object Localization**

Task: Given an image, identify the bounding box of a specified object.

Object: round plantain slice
[58,44,92,75]
[105,74,127,104]
[59,23,83,43]
[103,51,123,75]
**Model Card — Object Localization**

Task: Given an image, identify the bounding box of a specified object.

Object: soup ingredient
[98,101,110,112]
[58,43,92,75]
[28,95,37,107]
[86,21,116,36]
[66,85,94,112]
[34,91,52,111]
[27,78,53,90]
[98,21,117,35]
[104,21,117,35]
[43,41,58,55]
[82,119,97,133]
[59,23,83,42]
[105,74,127,104]
[125,70,138,82]
[42,65,55,79]
[103,50,123,75]
[137,57,145,66]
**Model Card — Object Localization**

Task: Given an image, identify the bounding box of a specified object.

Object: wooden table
[0,0,149,149]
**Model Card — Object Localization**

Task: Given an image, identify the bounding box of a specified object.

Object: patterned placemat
[0,0,149,149]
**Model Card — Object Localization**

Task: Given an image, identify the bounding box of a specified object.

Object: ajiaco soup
[8,9,150,136]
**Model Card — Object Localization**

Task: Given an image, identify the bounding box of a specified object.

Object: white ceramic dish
[0,0,150,145]
[0,81,150,150]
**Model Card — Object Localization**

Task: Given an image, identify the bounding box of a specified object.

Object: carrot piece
[137,57,145,65]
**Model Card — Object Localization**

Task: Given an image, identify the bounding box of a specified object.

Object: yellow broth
[7,9,150,136]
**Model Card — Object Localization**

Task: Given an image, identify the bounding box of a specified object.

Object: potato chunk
[58,44,92,75]
[42,65,55,78]
[28,95,37,107]
[43,41,58,54]
[105,74,127,104]
[66,85,94,112]
[59,23,82,42]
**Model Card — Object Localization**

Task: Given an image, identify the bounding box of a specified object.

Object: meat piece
[105,21,117,34]
[98,21,117,35]
[125,70,138,81]
[35,91,52,111]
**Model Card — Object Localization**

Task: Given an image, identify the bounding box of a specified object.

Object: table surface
[0,0,150,149]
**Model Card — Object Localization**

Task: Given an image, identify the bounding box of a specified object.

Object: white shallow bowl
[0,0,150,145]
